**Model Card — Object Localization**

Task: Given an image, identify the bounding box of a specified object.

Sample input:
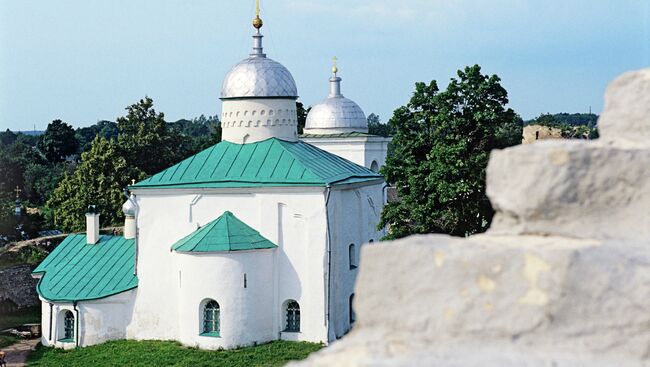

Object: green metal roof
[131,138,382,189]
[172,211,277,253]
[32,234,138,302]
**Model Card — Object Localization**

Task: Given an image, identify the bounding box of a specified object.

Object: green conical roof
[172,211,277,253]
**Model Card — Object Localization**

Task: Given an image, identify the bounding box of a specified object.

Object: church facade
[32,8,388,350]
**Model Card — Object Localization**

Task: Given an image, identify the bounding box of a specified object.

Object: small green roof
[32,234,138,302]
[172,211,277,253]
[131,138,382,189]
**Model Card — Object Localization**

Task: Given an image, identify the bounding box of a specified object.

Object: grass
[0,306,41,331]
[26,339,322,367]
[0,335,18,349]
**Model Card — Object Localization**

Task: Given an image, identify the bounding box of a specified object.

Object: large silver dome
[221,57,298,99]
[220,27,297,100]
[305,75,368,133]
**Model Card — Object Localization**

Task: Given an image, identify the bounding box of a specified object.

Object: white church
[32,6,390,350]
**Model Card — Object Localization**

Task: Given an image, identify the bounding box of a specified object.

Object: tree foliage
[47,137,145,232]
[39,120,79,163]
[116,97,194,175]
[296,101,309,134]
[379,65,522,239]
[367,113,395,137]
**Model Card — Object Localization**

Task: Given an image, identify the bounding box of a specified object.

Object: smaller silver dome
[305,76,367,133]
[122,196,136,217]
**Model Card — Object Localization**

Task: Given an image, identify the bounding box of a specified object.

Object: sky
[0,0,648,131]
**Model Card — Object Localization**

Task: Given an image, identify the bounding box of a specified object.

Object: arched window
[59,310,74,342]
[349,294,356,324]
[285,300,300,332]
[370,161,379,173]
[349,244,357,270]
[202,300,220,336]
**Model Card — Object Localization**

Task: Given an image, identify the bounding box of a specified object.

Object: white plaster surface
[40,290,136,350]
[301,136,391,171]
[221,99,298,143]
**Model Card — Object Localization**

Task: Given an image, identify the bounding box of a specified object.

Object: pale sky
[0,0,648,131]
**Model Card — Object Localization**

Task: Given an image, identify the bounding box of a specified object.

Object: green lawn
[27,339,322,367]
[0,335,18,349]
[0,306,41,331]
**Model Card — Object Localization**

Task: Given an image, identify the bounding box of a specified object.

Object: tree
[367,113,395,137]
[379,65,522,239]
[76,120,119,152]
[47,136,145,232]
[0,129,17,146]
[40,120,79,163]
[117,97,192,175]
[296,101,309,134]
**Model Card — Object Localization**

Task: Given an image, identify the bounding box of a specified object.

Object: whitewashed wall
[221,99,299,143]
[128,188,330,346]
[176,251,275,349]
[300,137,391,171]
[327,182,386,340]
[39,289,136,349]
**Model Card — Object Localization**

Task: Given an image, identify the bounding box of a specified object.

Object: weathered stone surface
[0,265,39,311]
[294,69,650,366]
[293,235,650,366]
[487,141,650,241]
[598,68,650,145]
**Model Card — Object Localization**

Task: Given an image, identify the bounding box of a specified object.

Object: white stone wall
[127,188,331,346]
[327,183,386,340]
[300,137,391,171]
[221,99,298,143]
[176,251,275,349]
[40,290,136,350]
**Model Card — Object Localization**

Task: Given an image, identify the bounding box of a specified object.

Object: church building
[32,5,388,350]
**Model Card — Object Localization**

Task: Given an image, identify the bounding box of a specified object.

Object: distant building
[522,124,563,144]
[33,6,387,350]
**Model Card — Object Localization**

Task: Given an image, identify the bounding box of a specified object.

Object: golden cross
[256,0,260,17]
[332,56,339,75]
[14,186,21,199]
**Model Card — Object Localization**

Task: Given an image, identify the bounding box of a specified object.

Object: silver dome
[220,28,297,100]
[122,196,136,217]
[221,57,298,99]
[305,76,368,132]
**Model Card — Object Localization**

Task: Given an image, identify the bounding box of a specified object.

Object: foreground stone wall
[0,265,39,312]
[294,68,650,366]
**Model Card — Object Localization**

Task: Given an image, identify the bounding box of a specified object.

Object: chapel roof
[32,234,138,302]
[130,138,383,190]
[172,211,277,253]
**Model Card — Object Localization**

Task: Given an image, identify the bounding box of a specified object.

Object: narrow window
[61,311,74,342]
[536,131,540,140]
[285,300,300,332]
[349,294,356,324]
[349,244,357,269]
[370,161,379,173]
[202,300,220,336]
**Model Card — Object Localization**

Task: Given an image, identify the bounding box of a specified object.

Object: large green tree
[47,137,145,232]
[117,97,193,175]
[46,97,199,231]
[40,120,79,163]
[379,65,522,239]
